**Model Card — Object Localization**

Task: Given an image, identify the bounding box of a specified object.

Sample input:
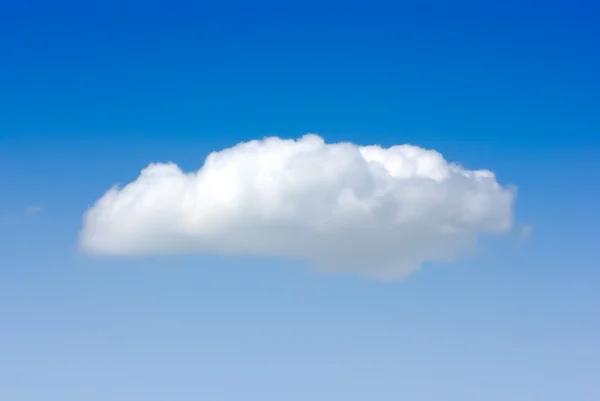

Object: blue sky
[1,1,599,400]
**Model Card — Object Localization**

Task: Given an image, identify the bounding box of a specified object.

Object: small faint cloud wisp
[1,206,43,225]
[27,206,43,215]
[518,224,533,244]
[79,134,517,280]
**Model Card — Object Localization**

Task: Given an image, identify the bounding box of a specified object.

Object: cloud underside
[79,134,515,279]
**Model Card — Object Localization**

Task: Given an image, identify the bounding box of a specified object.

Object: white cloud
[79,134,516,279]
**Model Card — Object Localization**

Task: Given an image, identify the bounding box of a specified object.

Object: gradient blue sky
[1,1,599,400]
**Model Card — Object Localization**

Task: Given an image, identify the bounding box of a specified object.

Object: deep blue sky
[1,1,599,400]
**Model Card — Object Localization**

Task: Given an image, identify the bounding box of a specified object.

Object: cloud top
[79,134,515,279]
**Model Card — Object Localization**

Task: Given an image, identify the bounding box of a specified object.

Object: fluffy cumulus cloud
[79,134,516,279]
